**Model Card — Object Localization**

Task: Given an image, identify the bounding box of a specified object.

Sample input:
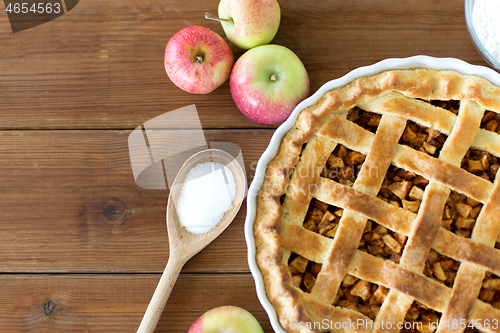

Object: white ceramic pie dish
[244,55,500,332]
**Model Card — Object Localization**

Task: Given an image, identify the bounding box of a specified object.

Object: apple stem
[270,74,277,82]
[195,55,203,64]
[205,13,233,23]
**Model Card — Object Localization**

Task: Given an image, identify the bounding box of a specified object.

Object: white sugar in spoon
[136,149,246,333]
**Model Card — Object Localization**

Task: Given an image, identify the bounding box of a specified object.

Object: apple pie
[254,68,500,333]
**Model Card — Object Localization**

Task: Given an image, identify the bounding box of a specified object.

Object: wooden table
[0,0,489,332]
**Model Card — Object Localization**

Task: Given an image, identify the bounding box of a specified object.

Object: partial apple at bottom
[187,305,264,333]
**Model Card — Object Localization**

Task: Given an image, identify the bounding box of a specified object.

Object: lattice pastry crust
[254,69,500,333]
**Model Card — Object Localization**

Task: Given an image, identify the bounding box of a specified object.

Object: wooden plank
[0,129,274,273]
[0,0,485,129]
[0,273,273,333]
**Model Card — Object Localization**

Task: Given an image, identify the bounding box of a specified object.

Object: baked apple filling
[430,100,460,115]
[378,164,429,214]
[288,252,322,293]
[478,272,500,309]
[423,249,460,287]
[399,120,447,158]
[321,144,366,188]
[480,110,500,133]
[442,190,483,239]
[347,107,381,133]
[333,275,388,320]
[303,199,342,239]
[461,148,499,182]
[359,220,407,264]
[403,300,442,333]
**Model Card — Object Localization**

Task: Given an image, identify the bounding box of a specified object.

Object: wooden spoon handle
[136,255,185,333]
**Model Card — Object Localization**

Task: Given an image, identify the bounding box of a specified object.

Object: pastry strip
[318,115,494,203]
[311,114,406,304]
[432,100,490,333]
[375,100,482,332]
[314,178,416,236]
[284,186,500,278]
[471,128,500,158]
[282,136,337,225]
[357,91,456,135]
[438,166,500,333]
[434,229,500,276]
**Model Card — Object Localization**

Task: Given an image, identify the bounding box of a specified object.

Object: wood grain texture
[0,0,486,129]
[0,0,494,331]
[0,129,273,273]
[0,273,272,333]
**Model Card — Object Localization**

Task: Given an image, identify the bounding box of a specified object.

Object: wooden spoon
[136,149,247,333]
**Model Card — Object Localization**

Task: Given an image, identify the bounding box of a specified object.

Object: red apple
[164,26,234,94]
[229,44,309,124]
[187,306,264,333]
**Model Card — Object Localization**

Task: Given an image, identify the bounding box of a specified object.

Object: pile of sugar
[176,162,236,234]
[472,0,500,62]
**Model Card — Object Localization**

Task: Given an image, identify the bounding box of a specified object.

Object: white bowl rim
[244,55,500,333]
[464,0,500,71]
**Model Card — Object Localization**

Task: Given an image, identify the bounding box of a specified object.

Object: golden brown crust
[253,68,500,333]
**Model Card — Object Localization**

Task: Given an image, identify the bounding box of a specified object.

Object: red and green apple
[205,0,280,50]
[229,44,310,124]
[164,26,234,94]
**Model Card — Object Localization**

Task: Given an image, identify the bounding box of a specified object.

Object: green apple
[187,306,264,333]
[229,44,309,124]
[205,0,280,50]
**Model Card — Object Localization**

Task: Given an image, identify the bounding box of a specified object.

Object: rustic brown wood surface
[0,129,271,273]
[0,0,490,331]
